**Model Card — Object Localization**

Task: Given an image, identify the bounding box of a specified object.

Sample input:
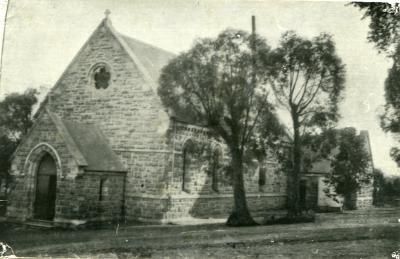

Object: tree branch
[298,74,324,114]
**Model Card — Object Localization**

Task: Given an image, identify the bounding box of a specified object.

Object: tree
[352,3,400,169]
[0,88,38,140]
[380,46,400,166]
[323,128,372,210]
[352,2,400,54]
[249,107,288,188]
[262,31,345,216]
[372,168,385,206]
[0,89,38,195]
[158,29,272,226]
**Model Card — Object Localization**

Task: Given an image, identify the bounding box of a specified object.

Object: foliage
[352,2,400,54]
[323,128,372,209]
[352,3,400,170]
[248,107,290,189]
[261,31,345,215]
[379,46,400,167]
[0,88,38,140]
[159,29,273,226]
[373,168,385,206]
[0,135,18,177]
[0,89,38,180]
[372,168,400,206]
[249,107,288,162]
[384,177,400,196]
[263,31,345,132]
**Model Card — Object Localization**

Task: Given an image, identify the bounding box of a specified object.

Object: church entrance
[33,153,57,220]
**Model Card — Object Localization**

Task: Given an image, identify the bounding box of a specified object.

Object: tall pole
[252,15,256,40]
[251,15,256,89]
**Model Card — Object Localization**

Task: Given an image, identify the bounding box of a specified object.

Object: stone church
[6,15,287,225]
[6,15,373,225]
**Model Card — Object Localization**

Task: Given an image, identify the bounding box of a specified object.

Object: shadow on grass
[263,211,315,225]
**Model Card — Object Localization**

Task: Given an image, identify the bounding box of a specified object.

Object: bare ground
[1,207,399,258]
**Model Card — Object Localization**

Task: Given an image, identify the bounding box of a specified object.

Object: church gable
[37,17,175,150]
[11,110,81,179]
[12,109,126,178]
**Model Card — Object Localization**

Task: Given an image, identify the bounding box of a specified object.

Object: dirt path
[1,208,399,258]
[2,223,398,257]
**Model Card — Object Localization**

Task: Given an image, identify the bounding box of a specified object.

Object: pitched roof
[119,34,176,83]
[48,110,126,172]
[35,18,176,119]
[307,158,332,174]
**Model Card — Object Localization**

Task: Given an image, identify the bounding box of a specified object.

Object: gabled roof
[104,18,175,92]
[35,17,176,119]
[120,34,176,84]
[48,110,126,172]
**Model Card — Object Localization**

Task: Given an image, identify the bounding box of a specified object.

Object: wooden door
[33,154,57,220]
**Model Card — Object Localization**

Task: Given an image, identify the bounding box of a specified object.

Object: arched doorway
[33,153,57,220]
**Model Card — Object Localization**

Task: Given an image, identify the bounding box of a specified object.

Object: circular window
[91,64,111,89]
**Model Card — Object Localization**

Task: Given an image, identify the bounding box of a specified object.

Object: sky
[0,0,398,176]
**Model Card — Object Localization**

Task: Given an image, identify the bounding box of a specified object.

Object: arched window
[91,63,111,89]
[182,140,195,193]
[258,162,266,190]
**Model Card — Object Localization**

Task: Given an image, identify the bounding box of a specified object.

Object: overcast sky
[0,0,397,176]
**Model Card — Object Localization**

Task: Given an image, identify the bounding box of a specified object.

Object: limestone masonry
[6,17,372,225]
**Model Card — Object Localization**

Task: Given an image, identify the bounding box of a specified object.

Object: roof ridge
[119,33,176,57]
[103,18,158,90]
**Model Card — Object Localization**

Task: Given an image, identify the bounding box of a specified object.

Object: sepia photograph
[0,0,399,258]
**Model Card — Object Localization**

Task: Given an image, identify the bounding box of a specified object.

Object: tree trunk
[343,192,356,210]
[258,156,266,192]
[287,112,301,217]
[226,147,257,226]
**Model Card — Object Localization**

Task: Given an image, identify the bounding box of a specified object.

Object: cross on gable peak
[104,9,111,19]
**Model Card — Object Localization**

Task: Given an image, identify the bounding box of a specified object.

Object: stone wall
[7,111,126,223]
[168,121,287,196]
[317,173,374,211]
[7,111,78,221]
[166,194,286,220]
[72,172,125,222]
[356,181,374,209]
[46,19,169,153]
[126,193,286,223]
[120,121,287,222]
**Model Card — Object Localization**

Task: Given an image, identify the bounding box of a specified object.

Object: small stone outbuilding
[300,130,374,211]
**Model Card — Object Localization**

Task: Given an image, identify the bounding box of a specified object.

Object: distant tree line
[373,168,400,206]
